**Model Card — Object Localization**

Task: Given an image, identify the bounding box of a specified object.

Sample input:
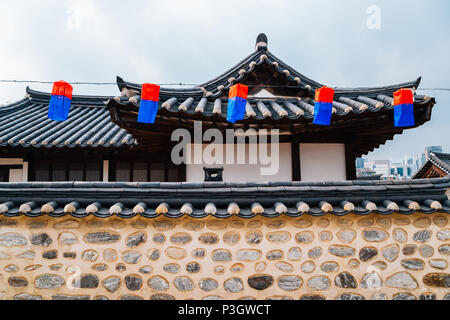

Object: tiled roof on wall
[1,177,449,219]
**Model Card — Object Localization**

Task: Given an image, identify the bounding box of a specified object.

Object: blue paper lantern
[393,89,415,127]
[226,84,248,124]
[48,81,73,121]
[313,86,334,126]
[137,83,160,124]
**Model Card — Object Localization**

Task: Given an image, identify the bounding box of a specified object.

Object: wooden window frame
[0,165,22,182]
[108,159,186,182]
[29,160,103,182]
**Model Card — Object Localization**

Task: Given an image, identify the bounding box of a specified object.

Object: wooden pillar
[291,140,301,181]
[102,160,109,182]
[345,143,356,181]
[28,159,35,181]
[22,161,28,182]
[178,164,187,182]
[108,159,116,182]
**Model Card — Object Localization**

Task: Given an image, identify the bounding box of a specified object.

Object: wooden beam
[423,165,447,179]
[345,143,356,181]
[291,141,300,181]
[28,160,35,181]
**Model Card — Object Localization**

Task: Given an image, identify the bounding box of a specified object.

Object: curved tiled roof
[109,33,434,123]
[113,75,433,122]
[0,33,437,153]
[413,152,450,179]
[431,152,450,171]
[0,177,449,219]
[0,88,137,148]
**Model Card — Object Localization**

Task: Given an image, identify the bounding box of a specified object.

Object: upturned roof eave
[412,153,450,179]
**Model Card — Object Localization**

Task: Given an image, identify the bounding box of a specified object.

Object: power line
[0,80,305,88]
[0,80,307,89]
[0,79,197,86]
[417,88,450,92]
[0,79,449,91]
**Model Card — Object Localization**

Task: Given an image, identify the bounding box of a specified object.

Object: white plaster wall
[186,143,292,183]
[9,169,23,182]
[300,143,346,181]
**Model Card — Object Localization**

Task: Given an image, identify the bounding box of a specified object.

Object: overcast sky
[0,0,449,161]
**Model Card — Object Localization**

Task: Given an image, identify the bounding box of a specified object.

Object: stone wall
[0,213,449,300]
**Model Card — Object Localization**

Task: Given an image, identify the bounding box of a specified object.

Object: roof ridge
[0,97,29,112]
[334,77,421,96]
[26,87,111,106]
[430,153,450,172]
[432,151,450,157]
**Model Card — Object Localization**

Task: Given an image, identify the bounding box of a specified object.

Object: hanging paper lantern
[226,84,248,123]
[137,83,160,124]
[48,81,73,121]
[313,86,334,126]
[393,88,415,127]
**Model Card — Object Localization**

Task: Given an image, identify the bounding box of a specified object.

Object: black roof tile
[0,34,437,151]
[413,153,450,179]
[0,88,136,149]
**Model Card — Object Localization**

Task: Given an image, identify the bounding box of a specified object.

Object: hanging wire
[0,80,308,89]
[417,88,450,91]
[0,79,197,86]
[0,79,449,91]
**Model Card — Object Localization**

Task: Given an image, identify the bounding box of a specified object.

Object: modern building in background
[364,160,391,178]
[358,146,446,180]
[390,162,416,179]
[355,157,366,169]
[421,153,426,167]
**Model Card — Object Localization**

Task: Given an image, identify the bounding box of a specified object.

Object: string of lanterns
[47,81,414,127]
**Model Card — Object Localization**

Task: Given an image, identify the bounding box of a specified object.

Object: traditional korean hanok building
[0,34,449,301]
[413,152,450,179]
